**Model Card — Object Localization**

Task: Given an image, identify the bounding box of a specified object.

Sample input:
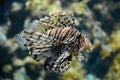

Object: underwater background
[0,0,120,80]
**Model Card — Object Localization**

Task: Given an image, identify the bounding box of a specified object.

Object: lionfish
[15,12,92,73]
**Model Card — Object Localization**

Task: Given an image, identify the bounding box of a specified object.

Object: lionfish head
[79,33,92,52]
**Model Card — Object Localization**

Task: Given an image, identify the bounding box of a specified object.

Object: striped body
[46,27,78,42]
[45,27,89,52]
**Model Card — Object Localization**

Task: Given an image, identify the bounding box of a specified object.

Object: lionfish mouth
[84,38,92,52]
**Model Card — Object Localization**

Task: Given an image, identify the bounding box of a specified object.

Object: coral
[63,58,85,80]
[109,30,120,52]
[25,0,62,16]
[104,54,120,80]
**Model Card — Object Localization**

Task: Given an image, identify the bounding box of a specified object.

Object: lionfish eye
[77,34,82,39]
